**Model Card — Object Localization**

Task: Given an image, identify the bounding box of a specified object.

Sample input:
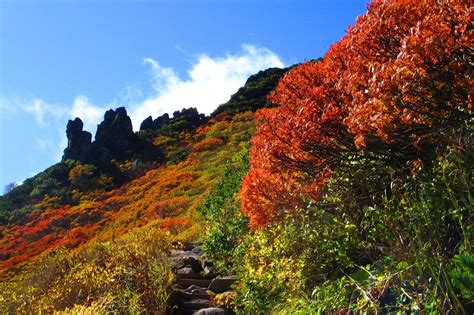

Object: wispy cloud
[24,99,68,127]
[70,96,106,132]
[130,44,284,128]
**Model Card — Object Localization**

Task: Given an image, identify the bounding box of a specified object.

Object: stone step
[173,290,213,301]
[176,278,212,287]
[174,258,204,273]
[179,284,208,292]
[179,298,211,310]
[194,308,234,315]
[175,271,217,280]
[208,277,237,293]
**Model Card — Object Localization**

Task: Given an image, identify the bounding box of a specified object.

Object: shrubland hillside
[0,67,288,312]
[0,0,472,314]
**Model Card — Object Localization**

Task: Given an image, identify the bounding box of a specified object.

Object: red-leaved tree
[241,0,472,227]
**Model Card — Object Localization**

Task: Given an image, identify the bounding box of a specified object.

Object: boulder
[171,108,206,130]
[61,107,164,166]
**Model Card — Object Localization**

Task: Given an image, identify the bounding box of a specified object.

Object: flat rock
[208,277,236,293]
[171,250,200,260]
[183,285,210,294]
[194,307,233,315]
[175,271,216,280]
[191,246,203,255]
[176,278,212,288]
[173,285,215,301]
[176,267,194,275]
[174,290,212,301]
[180,298,210,310]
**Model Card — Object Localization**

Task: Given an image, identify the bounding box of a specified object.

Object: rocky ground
[166,243,236,315]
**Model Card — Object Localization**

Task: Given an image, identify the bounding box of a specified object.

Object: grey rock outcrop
[62,118,92,161]
[139,113,171,132]
[62,107,153,164]
[94,107,137,157]
[139,116,154,131]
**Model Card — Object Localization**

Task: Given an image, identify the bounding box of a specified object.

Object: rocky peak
[139,113,170,132]
[94,107,137,157]
[154,113,170,129]
[62,118,92,161]
[139,116,154,131]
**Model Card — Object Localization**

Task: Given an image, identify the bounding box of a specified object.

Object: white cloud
[12,96,104,134]
[129,44,284,129]
[70,96,106,133]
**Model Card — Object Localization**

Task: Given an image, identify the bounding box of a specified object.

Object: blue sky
[0,0,367,190]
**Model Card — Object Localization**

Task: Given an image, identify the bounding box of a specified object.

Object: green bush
[199,150,250,273]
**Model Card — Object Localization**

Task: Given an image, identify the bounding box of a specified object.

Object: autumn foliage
[0,111,255,274]
[241,0,472,227]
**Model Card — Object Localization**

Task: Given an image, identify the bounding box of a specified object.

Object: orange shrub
[193,137,225,151]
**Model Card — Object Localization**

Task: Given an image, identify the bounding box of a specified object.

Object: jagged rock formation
[139,108,206,135]
[94,107,138,159]
[62,107,154,164]
[63,118,92,161]
[139,113,170,131]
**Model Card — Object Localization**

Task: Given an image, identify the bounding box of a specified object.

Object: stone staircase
[166,243,236,315]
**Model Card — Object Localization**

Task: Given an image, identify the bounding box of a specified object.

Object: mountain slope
[0,65,289,312]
